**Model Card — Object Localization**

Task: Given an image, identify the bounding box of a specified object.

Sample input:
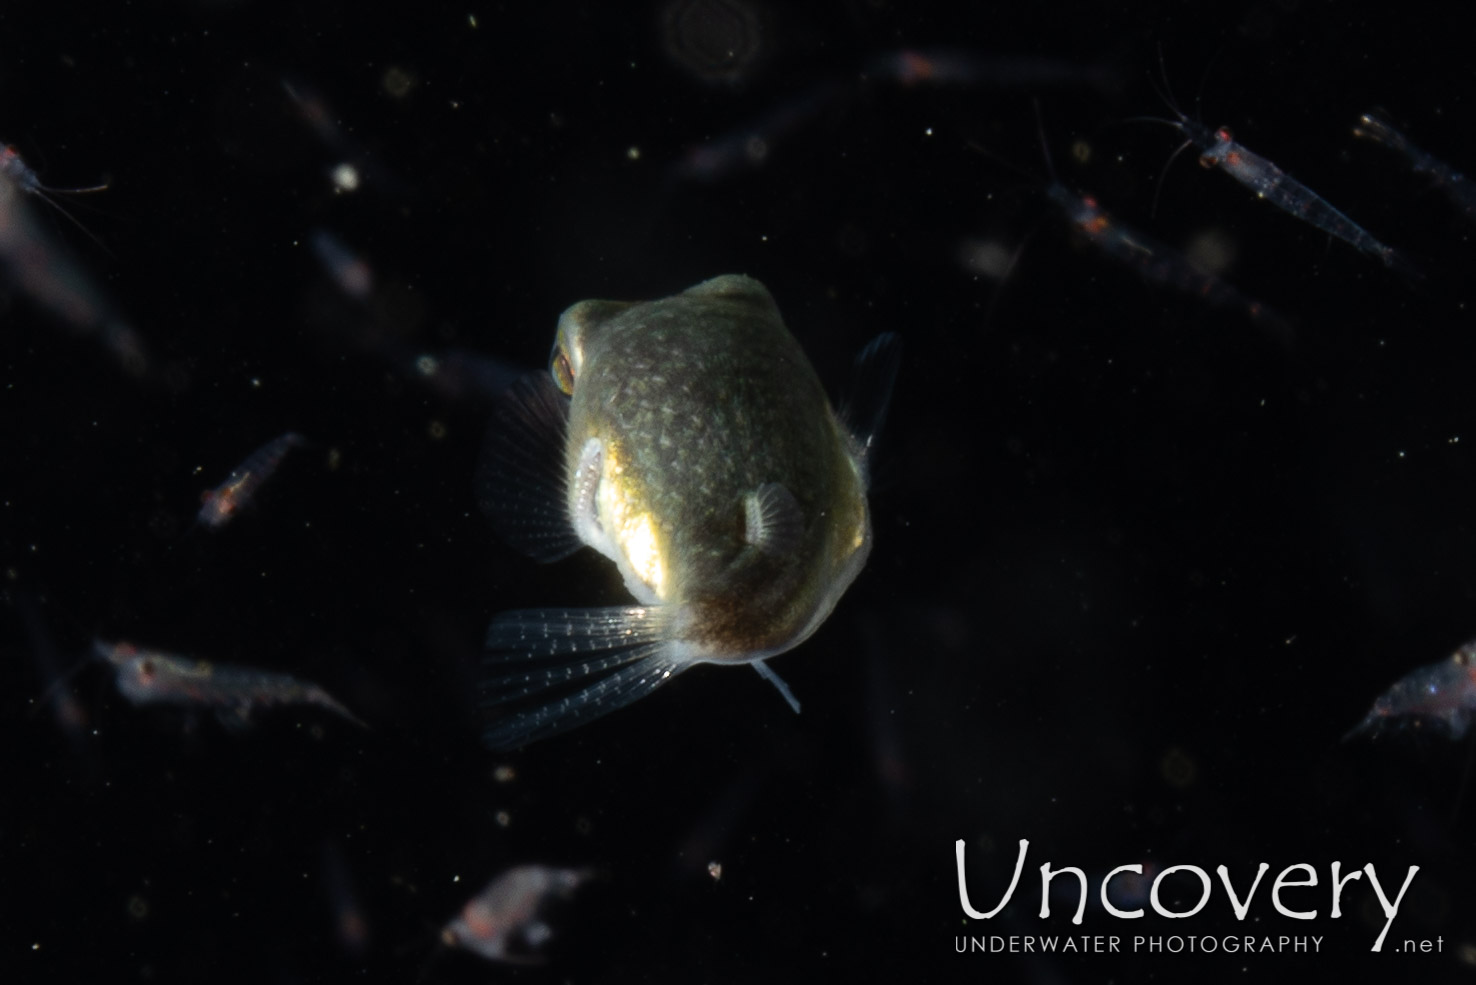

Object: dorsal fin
[839,332,903,479]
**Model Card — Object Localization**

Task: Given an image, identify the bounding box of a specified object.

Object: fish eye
[551,349,575,395]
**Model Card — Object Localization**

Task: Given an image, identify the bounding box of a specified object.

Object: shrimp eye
[551,349,575,395]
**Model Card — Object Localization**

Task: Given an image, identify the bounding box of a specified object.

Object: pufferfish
[476,274,899,749]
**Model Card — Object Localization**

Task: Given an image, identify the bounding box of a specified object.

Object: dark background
[4,1,1475,982]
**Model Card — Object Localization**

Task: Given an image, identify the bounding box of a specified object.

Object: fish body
[477,274,899,748]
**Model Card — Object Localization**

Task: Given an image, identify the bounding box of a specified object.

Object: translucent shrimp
[0,161,143,373]
[1345,641,1476,741]
[197,432,306,529]
[1044,182,1288,333]
[1132,86,1415,275]
[1353,112,1476,221]
[440,866,591,964]
[864,49,1119,91]
[0,143,110,249]
[1021,104,1289,335]
[95,640,366,728]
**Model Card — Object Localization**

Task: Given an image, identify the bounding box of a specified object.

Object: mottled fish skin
[555,274,870,659]
[478,274,896,747]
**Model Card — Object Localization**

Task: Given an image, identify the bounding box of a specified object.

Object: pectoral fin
[476,372,583,562]
[742,482,804,557]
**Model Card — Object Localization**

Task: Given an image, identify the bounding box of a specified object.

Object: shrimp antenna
[1152,41,1223,122]
[966,99,1064,190]
[1110,47,1185,130]
[17,593,100,726]
[1152,43,1188,122]
[959,100,1054,337]
[1031,97,1058,182]
[1147,138,1195,219]
[38,175,110,195]
[26,183,115,258]
[1120,45,1224,219]
[962,139,1040,213]
[963,137,1033,186]
[1114,47,1191,129]
[2,145,114,255]
[1188,44,1228,126]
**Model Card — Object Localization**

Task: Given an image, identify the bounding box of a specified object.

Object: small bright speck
[627,146,641,161]
[1451,436,1461,444]
[924,127,933,136]
[467,13,477,28]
